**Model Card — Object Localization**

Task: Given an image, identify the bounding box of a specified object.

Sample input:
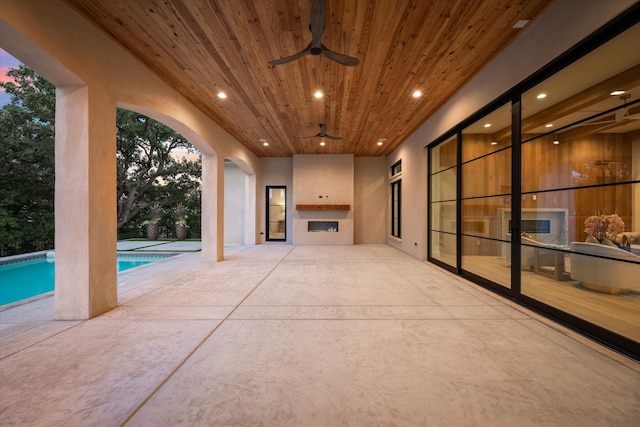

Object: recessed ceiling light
[513,19,530,29]
[320,141,326,146]
[545,123,553,128]
[412,90,422,98]
[484,123,492,128]
[537,93,547,99]
[377,141,384,146]
[259,138,268,146]
[610,90,626,96]
[490,141,498,146]
[217,92,227,99]
[263,142,269,146]
[314,91,323,99]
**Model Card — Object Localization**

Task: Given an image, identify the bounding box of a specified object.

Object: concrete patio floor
[1,244,638,426]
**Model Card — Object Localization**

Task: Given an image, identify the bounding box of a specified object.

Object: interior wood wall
[436,133,634,255]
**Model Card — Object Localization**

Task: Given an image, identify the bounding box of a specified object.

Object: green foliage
[1,65,202,255]
[0,66,55,256]
[115,108,202,239]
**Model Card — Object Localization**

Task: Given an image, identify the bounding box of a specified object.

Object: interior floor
[453,253,640,342]
[1,244,638,426]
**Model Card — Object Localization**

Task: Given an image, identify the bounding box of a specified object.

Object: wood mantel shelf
[296,204,351,211]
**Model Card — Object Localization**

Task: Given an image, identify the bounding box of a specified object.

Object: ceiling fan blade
[320,44,360,66]
[268,43,312,67]
[572,120,616,127]
[309,0,326,47]
[299,124,342,139]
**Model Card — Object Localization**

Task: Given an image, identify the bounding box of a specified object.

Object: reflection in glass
[431,168,456,203]
[462,196,512,241]
[521,182,640,342]
[432,201,456,233]
[428,21,640,352]
[461,195,512,289]
[462,149,512,199]
[522,134,632,194]
[430,136,457,264]
[431,136,457,174]
[462,103,511,163]
[431,231,456,267]
[461,236,511,288]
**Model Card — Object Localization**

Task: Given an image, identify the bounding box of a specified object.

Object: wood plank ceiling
[64,0,554,157]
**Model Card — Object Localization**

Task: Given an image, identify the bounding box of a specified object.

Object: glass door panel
[267,186,286,241]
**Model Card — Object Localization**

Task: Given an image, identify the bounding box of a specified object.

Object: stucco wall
[224,162,246,245]
[0,0,263,316]
[292,154,354,245]
[354,157,388,244]
[258,158,294,243]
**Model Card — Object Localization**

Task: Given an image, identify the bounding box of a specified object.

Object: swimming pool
[0,253,175,306]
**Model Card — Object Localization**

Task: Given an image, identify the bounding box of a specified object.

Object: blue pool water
[0,254,173,306]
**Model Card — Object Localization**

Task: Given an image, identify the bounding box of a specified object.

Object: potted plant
[174,203,189,241]
[143,202,163,240]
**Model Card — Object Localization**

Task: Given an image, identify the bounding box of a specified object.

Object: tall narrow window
[390,161,402,238]
[266,186,286,241]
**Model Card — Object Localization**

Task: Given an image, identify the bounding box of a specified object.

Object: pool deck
[117,239,202,252]
[0,244,639,426]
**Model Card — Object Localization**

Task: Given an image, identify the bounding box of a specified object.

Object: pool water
[0,254,173,306]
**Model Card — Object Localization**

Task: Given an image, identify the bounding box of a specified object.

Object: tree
[0,65,201,256]
[0,66,55,256]
[115,108,201,233]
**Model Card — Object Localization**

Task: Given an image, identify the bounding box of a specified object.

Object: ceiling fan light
[610,90,626,96]
[320,141,326,146]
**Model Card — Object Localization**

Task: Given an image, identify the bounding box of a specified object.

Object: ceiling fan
[268,0,360,67]
[301,123,343,140]
[579,94,640,126]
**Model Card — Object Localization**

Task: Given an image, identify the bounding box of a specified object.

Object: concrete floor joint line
[119,245,296,425]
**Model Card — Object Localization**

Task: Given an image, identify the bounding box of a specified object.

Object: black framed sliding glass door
[427,12,640,359]
[266,186,286,241]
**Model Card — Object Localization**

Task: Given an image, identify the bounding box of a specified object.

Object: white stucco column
[201,153,224,262]
[244,173,256,246]
[54,85,117,319]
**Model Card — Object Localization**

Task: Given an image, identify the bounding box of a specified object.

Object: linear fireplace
[308,221,339,232]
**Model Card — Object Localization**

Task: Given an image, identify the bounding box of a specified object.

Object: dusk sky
[0,48,22,106]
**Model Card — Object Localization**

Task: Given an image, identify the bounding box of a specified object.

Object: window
[390,161,402,238]
[391,161,402,176]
